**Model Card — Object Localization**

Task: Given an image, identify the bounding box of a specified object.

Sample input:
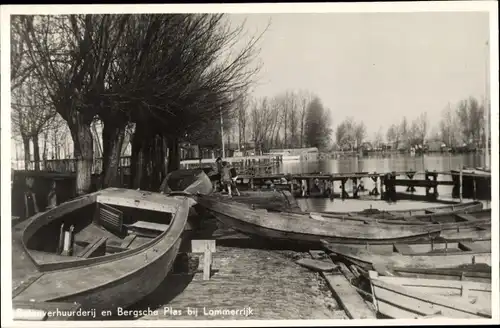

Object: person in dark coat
[23,177,39,219]
[208,157,224,191]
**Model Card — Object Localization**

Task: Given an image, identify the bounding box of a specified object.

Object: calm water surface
[274,153,490,212]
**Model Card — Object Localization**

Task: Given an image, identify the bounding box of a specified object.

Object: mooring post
[459,168,463,203]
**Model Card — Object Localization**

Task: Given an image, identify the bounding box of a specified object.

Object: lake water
[275,153,490,212]
[277,153,488,175]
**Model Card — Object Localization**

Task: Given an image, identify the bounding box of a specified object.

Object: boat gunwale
[309,209,491,226]
[374,275,492,292]
[210,209,443,244]
[21,189,188,272]
[321,240,492,271]
[320,200,483,216]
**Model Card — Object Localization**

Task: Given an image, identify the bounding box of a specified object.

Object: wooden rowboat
[368,271,491,319]
[12,188,190,319]
[210,190,301,212]
[308,209,491,226]
[321,241,491,272]
[194,194,471,245]
[321,200,483,218]
[160,168,213,195]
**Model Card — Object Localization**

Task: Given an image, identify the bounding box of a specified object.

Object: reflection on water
[278,153,488,175]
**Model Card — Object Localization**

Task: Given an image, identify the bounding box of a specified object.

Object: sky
[227,12,490,139]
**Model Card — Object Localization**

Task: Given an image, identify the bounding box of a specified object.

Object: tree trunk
[150,135,165,191]
[22,136,31,170]
[69,120,94,196]
[32,134,40,171]
[130,124,146,189]
[42,131,48,160]
[101,121,126,188]
[167,137,180,173]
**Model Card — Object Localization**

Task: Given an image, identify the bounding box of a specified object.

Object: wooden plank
[296,258,338,272]
[393,243,414,255]
[120,234,137,248]
[126,221,170,232]
[323,273,377,319]
[336,262,356,283]
[308,251,375,319]
[203,247,212,281]
[191,239,217,253]
[77,237,107,259]
[456,213,480,222]
[458,242,489,253]
[309,250,328,260]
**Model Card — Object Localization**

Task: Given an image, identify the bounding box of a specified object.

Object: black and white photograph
[1,1,498,326]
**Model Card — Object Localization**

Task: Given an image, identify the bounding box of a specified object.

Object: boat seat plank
[455,214,480,222]
[120,234,137,248]
[393,244,414,255]
[126,221,170,232]
[76,237,108,259]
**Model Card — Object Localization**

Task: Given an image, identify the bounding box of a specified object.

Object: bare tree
[386,124,400,150]
[287,91,300,148]
[373,127,384,149]
[455,96,484,146]
[414,112,428,145]
[11,73,57,170]
[236,93,249,149]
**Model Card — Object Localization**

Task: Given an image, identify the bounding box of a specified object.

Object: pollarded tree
[19,15,114,195]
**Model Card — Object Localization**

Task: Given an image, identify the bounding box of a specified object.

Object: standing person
[208,157,223,191]
[23,177,39,219]
[221,161,241,197]
[46,180,58,210]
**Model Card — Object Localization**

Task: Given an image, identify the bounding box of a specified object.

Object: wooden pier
[232,169,491,202]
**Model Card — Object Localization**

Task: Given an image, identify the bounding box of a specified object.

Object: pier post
[406,171,416,193]
[341,178,349,200]
[459,168,463,203]
[352,177,359,199]
[369,174,379,196]
[380,175,385,200]
[473,176,477,200]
